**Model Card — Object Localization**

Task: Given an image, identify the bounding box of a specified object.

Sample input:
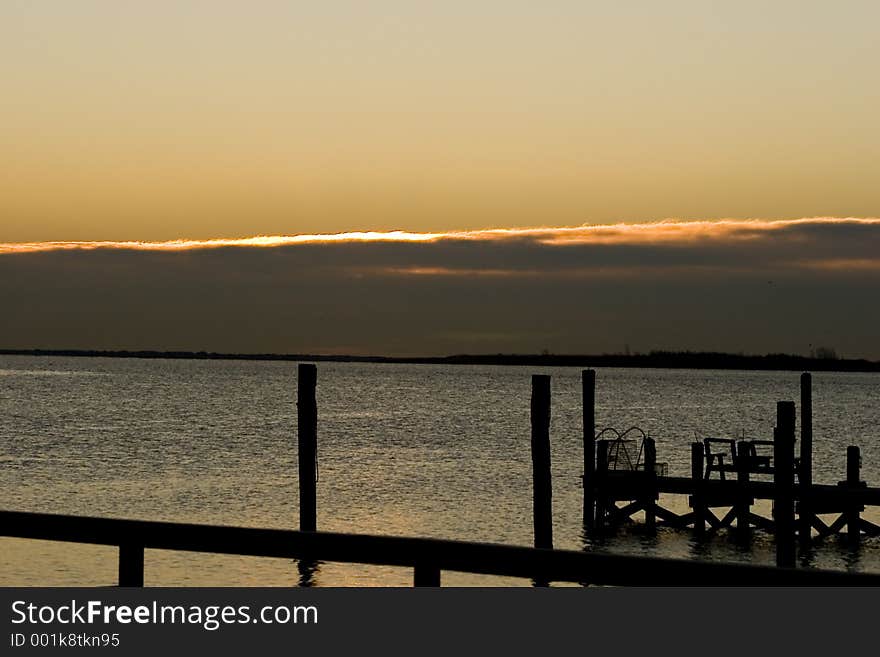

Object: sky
[1,3,878,356]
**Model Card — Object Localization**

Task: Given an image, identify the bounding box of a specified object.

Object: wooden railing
[3,510,879,586]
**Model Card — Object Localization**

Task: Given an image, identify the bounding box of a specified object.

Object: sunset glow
[3,218,879,255]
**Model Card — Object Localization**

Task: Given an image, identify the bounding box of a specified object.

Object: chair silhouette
[703,438,737,480]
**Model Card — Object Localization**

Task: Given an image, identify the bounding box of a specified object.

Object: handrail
[2,510,878,586]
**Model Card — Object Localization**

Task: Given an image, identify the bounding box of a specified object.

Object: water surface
[1,355,878,585]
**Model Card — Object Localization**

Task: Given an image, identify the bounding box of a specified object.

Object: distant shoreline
[1,348,879,373]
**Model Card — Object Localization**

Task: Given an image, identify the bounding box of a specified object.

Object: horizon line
[2,347,878,371]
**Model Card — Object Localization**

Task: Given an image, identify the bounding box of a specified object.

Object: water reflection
[296,559,321,587]
[798,543,818,570]
[3,356,880,585]
[839,538,863,571]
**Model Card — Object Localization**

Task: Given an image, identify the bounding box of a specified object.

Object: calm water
[1,355,879,585]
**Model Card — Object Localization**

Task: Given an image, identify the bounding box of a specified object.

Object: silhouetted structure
[2,510,876,587]
[530,375,553,551]
[580,370,880,566]
[297,363,317,532]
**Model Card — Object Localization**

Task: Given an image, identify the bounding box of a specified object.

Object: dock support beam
[118,543,144,587]
[530,375,553,550]
[298,363,318,532]
[774,401,796,568]
[690,442,705,535]
[583,370,596,530]
[799,373,813,545]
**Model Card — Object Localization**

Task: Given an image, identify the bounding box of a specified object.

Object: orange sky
[2,5,878,357]
[2,3,879,242]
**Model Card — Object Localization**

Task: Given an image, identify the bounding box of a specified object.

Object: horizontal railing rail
[3,510,879,586]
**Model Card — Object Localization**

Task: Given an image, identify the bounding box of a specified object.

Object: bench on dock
[703,438,785,480]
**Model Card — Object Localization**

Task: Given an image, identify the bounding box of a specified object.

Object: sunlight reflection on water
[1,355,879,585]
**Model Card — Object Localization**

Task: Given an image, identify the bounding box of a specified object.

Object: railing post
[413,564,441,587]
[298,363,318,532]
[582,369,596,530]
[530,375,553,550]
[690,442,705,535]
[118,543,144,587]
[798,373,813,546]
[774,401,796,568]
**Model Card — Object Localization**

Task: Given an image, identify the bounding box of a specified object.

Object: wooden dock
[572,370,880,568]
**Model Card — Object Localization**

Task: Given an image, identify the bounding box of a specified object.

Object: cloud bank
[1,218,878,357]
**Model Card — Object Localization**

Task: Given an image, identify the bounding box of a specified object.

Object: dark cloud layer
[1,219,878,357]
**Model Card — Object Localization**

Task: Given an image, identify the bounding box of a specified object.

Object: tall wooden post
[845,446,862,544]
[298,363,318,532]
[643,437,657,530]
[799,373,813,545]
[774,401,796,568]
[530,375,553,550]
[690,442,705,535]
[582,369,596,530]
[735,440,751,535]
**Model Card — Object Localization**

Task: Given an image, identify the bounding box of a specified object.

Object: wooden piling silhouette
[298,363,318,532]
[735,440,751,535]
[844,446,863,544]
[799,373,813,544]
[690,442,706,535]
[530,374,553,550]
[596,440,609,530]
[643,437,657,530]
[583,369,596,529]
[774,401,796,568]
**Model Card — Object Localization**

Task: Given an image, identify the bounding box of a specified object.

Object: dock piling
[643,437,657,530]
[596,440,609,530]
[583,369,596,530]
[799,373,813,545]
[736,440,751,534]
[845,446,863,544]
[530,374,553,550]
[690,442,705,535]
[297,363,318,532]
[774,401,796,568]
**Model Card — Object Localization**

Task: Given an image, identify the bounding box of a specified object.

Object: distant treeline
[2,348,879,372]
